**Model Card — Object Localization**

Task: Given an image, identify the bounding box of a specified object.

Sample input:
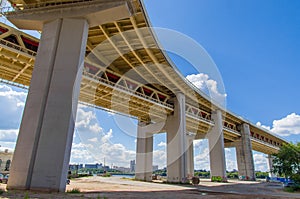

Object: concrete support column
[135,121,153,181]
[166,92,188,183]
[7,18,88,192]
[186,134,195,178]
[208,109,227,182]
[268,154,276,178]
[235,123,256,181]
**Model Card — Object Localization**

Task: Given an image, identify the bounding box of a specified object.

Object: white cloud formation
[272,113,300,136]
[194,147,210,171]
[0,129,18,142]
[256,122,271,131]
[193,139,210,170]
[253,153,268,172]
[256,113,300,137]
[71,106,136,167]
[186,73,227,104]
[0,84,27,129]
[153,149,166,169]
[224,148,237,172]
[157,141,166,147]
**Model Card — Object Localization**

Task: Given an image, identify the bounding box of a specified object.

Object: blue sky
[0,0,300,172]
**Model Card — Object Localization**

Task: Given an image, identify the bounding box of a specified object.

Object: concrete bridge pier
[135,121,166,181]
[7,18,89,192]
[207,110,227,182]
[235,123,256,181]
[166,92,188,183]
[268,154,276,178]
[135,121,154,181]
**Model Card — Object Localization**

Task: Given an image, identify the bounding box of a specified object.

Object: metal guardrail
[83,71,174,109]
[186,112,214,126]
[223,126,240,136]
[0,78,29,90]
[251,136,280,150]
[0,39,37,57]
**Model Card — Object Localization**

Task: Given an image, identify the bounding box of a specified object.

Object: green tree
[272,142,300,182]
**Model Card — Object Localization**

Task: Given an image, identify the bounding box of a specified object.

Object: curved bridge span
[0,0,286,191]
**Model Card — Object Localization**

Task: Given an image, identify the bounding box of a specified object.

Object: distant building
[69,164,83,170]
[152,165,159,171]
[130,160,135,172]
[0,149,13,173]
[85,163,103,169]
[114,166,130,173]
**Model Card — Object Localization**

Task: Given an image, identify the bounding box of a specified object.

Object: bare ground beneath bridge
[0,176,299,199]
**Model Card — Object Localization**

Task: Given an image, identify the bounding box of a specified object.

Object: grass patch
[23,192,30,199]
[101,173,111,177]
[67,188,81,194]
[97,196,107,199]
[284,185,300,193]
[284,187,296,192]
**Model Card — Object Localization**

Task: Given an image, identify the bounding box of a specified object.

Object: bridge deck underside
[0,0,286,154]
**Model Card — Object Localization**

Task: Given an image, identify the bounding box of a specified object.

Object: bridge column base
[236,123,256,181]
[7,18,88,192]
[208,110,227,182]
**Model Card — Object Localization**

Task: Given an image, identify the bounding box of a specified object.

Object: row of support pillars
[135,93,260,183]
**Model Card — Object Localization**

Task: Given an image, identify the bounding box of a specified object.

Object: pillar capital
[6,0,134,30]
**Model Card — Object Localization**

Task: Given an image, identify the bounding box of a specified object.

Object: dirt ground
[0,176,300,199]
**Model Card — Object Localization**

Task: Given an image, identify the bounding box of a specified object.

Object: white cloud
[256,122,271,131]
[72,106,136,167]
[0,84,27,129]
[186,73,227,104]
[253,152,268,172]
[157,141,166,147]
[194,147,210,171]
[272,113,300,136]
[225,148,237,172]
[153,149,166,169]
[193,139,210,170]
[0,129,18,142]
[256,113,300,137]
[194,139,205,149]
[88,137,98,143]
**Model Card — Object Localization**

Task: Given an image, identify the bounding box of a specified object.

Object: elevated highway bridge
[0,0,287,192]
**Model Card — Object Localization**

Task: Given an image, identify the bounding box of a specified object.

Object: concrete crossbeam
[7,1,133,30]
